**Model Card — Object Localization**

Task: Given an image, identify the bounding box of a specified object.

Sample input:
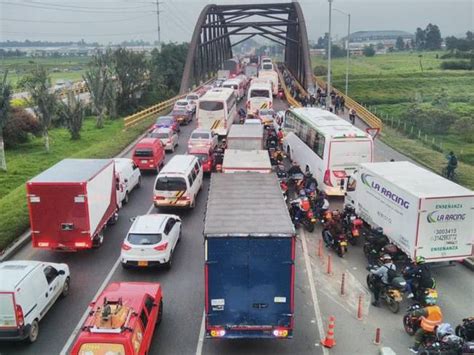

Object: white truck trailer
[222,149,272,174]
[227,124,264,151]
[345,161,473,263]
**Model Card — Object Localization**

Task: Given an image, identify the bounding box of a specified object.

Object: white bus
[282,107,374,196]
[197,88,237,136]
[222,78,244,101]
[258,70,278,96]
[246,82,273,114]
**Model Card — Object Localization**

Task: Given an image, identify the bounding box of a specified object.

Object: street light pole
[326,0,333,108]
[334,8,351,97]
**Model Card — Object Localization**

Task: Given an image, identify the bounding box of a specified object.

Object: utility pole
[326,0,333,109]
[334,8,351,96]
[155,0,162,50]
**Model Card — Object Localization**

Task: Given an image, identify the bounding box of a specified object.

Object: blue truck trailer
[204,173,296,339]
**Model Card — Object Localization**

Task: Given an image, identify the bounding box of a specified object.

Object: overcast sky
[0,0,472,44]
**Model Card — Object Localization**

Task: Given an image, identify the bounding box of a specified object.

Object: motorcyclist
[266,132,278,149]
[370,254,396,307]
[404,256,435,299]
[446,151,458,180]
[408,295,443,353]
[304,171,318,193]
[277,128,284,147]
[238,108,246,118]
[273,149,284,165]
[314,193,329,217]
[322,210,342,247]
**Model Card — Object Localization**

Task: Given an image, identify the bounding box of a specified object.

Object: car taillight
[121,243,131,251]
[273,328,288,337]
[209,327,226,337]
[333,170,347,178]
[16,305,24,327]
[180,195,190,201]
[154,195,165,200]
[324,169,333,187]
[75,242,88,248]
[154,242,168,251]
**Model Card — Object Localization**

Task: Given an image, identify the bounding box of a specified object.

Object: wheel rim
[30,321,38,341]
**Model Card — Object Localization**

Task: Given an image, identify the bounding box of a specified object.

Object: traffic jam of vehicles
[1,56,473,355]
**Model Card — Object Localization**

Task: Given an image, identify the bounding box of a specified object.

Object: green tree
[396,36,405,51]
[58,91,84,140]
[376,42,385,50]
[363,45,376,57]
[22,66,57,152]
[415,27,426,50]
[83,51,112,128]
[453,117,474,143]
[425,23,442,50]
[0,71,12,171]
[112,48,148,114]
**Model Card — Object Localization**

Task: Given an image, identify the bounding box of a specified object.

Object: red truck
[26,159,119,251]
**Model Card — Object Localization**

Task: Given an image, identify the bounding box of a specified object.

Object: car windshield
[127,233,162,245]
[151,132,169,139]
[155,177,187,191]
[191,132,210,140]
[176,101,187,106]
[172,110,187,116]
[262,64,272,70]
[187,95,198,101]
[156,118,172,125]
[250,89,270,98]
[134,149,153,157]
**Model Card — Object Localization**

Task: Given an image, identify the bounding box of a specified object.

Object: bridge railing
[276,67,301,108]
[313,76,383,129]
[124,78,214,129]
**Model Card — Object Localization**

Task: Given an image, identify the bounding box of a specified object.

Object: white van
[153,155,203,209]
[0,260,70,343]
[222,78,244,100]
[247,81,273,114]
[114,158,141,207]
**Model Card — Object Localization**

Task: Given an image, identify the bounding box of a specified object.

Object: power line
[21,0,154,10]
[0,14,155,24]
[0,1,154,13]
[2,29,158,37]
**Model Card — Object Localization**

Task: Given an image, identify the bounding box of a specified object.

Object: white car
[150,127,179,153]
[188,128,218,151]
[173,99,193,113]
[0,261,70,343]
[121,214,182,269]
[185,93,199,113]
[114,158,141,207]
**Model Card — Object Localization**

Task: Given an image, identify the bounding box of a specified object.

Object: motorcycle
[342,205,364,245]
[456,317,474,342]
[363,229,390,266]
[367,272,406,313]
[289,199,315,232]
[322,228,348,257]
[404,303,424,335]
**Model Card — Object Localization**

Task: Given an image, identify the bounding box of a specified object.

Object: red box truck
[26,159,119,251]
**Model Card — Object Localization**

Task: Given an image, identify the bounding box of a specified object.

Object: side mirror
[129,217,137,222]
[58,270,66,275]
[124,179,128,183]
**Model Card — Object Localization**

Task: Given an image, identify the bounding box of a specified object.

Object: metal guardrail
[313,75,383,129]
[123,78,215,129]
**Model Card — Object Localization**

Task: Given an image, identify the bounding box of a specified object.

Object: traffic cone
[321,316,336,348]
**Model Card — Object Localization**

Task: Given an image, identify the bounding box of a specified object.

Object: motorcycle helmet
[299,189,306,197]
[436,323,454,339]
[424,293,438,306]
[382,254,392,262]
[416,256,426,265]
[382,244,398,255]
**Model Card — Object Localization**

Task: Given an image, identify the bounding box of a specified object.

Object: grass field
[312,51,474,166]
[0,115,155,251]
[1,56,89,88]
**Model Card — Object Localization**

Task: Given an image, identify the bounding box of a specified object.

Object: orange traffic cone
[321,316,336,348]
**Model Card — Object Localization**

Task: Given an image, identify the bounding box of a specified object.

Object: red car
[188,147,214,173]
[71,282,163,355]
[151,115,180,133]
[132,138,165,172]
[171,108,193,125]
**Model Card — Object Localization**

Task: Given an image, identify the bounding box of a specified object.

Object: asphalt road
[1,97,472,355]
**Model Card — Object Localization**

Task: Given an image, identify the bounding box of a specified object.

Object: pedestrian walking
[349,108,356,124]
[335,95,341,114]
[340,96,345,113]
[310,94,316,107]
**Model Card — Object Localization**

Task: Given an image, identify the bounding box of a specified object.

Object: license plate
[340,241,348,246]
[138,261,148,267]
[141,160,147,163]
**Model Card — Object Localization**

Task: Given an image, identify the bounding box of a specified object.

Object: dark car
[151,115,180,133]
[171,108,193,125]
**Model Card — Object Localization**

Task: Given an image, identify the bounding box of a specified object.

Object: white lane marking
[300,230,329,355]
[195,309,206,355]
[60,203,155,355]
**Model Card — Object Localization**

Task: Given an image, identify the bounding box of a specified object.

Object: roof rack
[83,297,135,334]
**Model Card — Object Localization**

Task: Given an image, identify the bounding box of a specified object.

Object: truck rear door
[248,238,292,328]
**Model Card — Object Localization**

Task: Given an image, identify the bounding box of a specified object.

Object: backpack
[450,155,458,167]
[384,265,399,283]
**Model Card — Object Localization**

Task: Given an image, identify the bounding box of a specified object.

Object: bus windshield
[250,89,270,98]
[199,101,224,111]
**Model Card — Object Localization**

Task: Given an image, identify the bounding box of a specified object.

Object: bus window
[313,133,325,158]
[199,101,224,111]
[250,89,270,98]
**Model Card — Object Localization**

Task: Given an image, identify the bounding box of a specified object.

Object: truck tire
[124,192,129,205]
[27,320,39,343]
[165,251,173,270]
[61,277,70,298]
[107,212,118,226]
[137,176,142,188]
[92,231,104,248]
